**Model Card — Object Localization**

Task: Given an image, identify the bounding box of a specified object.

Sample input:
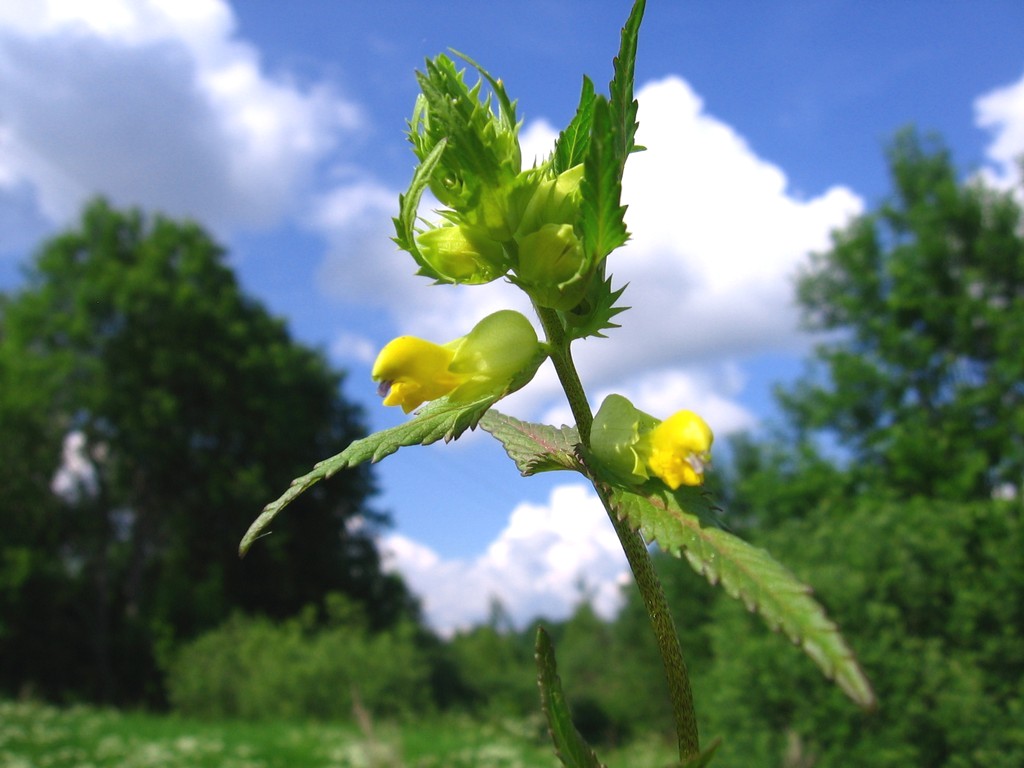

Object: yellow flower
[372,336,463,413]
[371,310,541,413]
[642,410,714,489]
[591,395,713,490]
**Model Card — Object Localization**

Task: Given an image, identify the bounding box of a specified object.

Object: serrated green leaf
[609,484,876,710]
[563,272,629,341]
[451,49,519,135]
[581,96,629,263]
[479,410,582,475]
[553,76,597,174]
[609,0,645,166]
[536,627,607,768]
[240,395,495,557]
[393,139,448,280]
[415,55,517,189]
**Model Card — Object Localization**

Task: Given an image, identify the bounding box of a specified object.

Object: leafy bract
[553,76,596,174]
[609,484,876,709]
[412,54,519,190]
[563,271,629,341]
[609,0,644,166]
[240,394,496,557]
[479,410,582,475]
[535,627,607,768]
[580,96,629,267]
[393,139,448,281]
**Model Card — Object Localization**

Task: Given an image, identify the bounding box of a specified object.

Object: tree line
[1,130,1021,766]
[0,201,416,704]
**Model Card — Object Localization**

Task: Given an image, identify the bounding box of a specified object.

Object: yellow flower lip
[644,409,714,490]
[371,335,462,413]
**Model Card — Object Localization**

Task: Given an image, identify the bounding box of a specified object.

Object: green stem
[534,306,593,443]
[533,304,700,762]
[597,484,701,761]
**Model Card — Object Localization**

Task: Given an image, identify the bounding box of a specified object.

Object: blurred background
[1,2,1022,765]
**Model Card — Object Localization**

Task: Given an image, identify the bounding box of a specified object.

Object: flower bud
[372,310,541,413]
[416,224,506,284]
[516,164,584,237]
[515,223,588,309]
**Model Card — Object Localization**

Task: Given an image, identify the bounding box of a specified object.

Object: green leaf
[553,76,596,174]
[479,410,582,475]
[240,394,495,557]
[581,96,629,264]
[414,54,518,189]
[452,49,519,135]
[609,484,877,709]
[535,627,607,768]
[563,272,629,341]
[609,0,645,165]
[393,139,448,280]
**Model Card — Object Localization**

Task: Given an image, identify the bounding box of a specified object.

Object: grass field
[0,700,677,767]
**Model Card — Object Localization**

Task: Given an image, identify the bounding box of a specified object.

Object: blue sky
[1,1,1022,631]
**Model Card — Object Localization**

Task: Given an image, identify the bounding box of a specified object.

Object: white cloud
[382,482,630,634]
[0,0,358,230]
[975,70,1024,191]
[330,331,378,365]
[576,77,862,380]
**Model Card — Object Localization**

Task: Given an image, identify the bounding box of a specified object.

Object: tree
[0,199,415,703]
[697,130,1024,765]
[781,130,1024,500]
[702,497,1024,768]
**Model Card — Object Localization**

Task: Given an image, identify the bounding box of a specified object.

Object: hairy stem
[597,483,700,760]
[534,304,700,761]
[534,306,594,442]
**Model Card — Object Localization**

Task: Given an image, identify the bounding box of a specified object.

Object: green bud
[462,184,521,242]
[447,310,542,402]
[409,55,521,225]
[515,223,588,309]
[416,224,507,284]
[591,394,659,483]
[516,164,584,237]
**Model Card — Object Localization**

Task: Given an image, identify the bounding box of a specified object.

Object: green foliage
[165,596,431,722]
[783,129,1024,500]
[394,139,450,281]
[610,484,875,708]
[703,498,1024,767]
[442,618,538,718]
[700,130,1024,765]
[0,199,413,704]
[718,432,849,529]
[536,627,606,767]
[0,699,679,767]
[410,53,521,208]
